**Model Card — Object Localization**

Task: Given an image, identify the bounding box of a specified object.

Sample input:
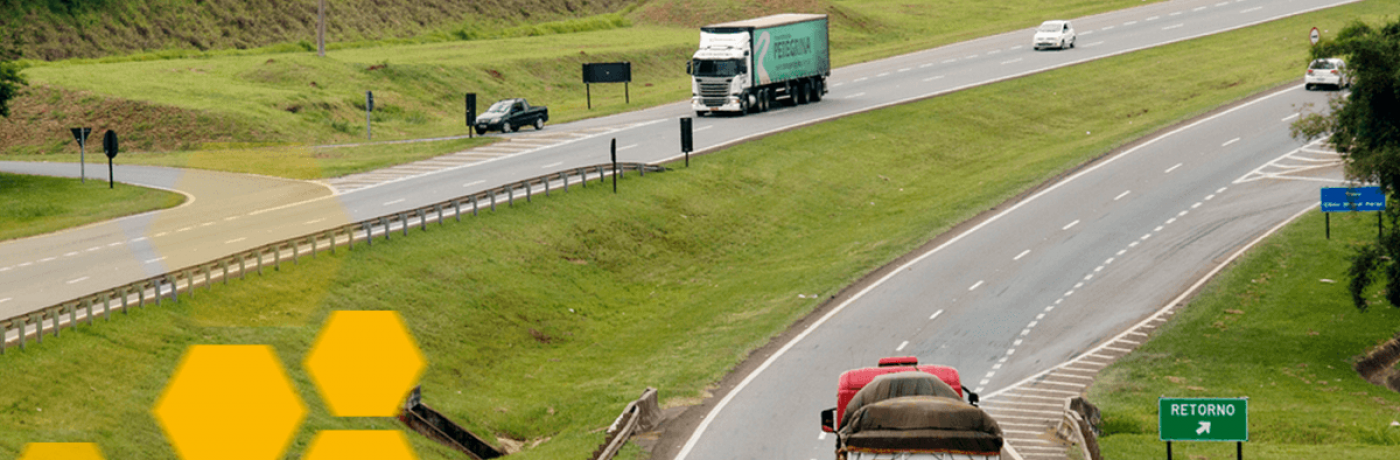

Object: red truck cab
[820,356,978,432]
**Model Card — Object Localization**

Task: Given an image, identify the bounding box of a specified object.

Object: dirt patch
[1354,331,1400,391]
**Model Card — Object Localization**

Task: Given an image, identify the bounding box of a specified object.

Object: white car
[1305,58,1349,90]
[1033,20,1076,50]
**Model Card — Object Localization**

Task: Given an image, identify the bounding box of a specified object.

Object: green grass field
[0,172,185,241]
[1090,209,1400,459]
[0,0,1165,178]
[3,2,1391,458]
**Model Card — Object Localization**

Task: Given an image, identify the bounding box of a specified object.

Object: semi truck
[688,13,830,116]
[819,357,1003,460]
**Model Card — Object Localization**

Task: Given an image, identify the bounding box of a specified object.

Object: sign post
[1159,397,1247,459]
[1321,186,1386,240]
[365,91,374,140]
[70,127,92,183]
[582,62,632,109]
[102,130,119,189]
[465,93,477,138]
[680,117,694,168]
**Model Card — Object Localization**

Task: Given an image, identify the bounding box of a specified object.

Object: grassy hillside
[0,0,635,60]
[0,0,1164,177]
[3,1,1390,458]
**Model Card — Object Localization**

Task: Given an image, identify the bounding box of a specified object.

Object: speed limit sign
[1310,27,1320,45]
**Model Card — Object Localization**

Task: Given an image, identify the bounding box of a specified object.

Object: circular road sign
[1310,27,1320,46]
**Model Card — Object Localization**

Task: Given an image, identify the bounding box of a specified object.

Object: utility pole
[317,0,326,57]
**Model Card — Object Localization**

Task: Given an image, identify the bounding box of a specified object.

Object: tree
[1293,19,1400,311]
[0,28,27,118]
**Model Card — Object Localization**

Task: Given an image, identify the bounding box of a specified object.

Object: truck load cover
[839,373,1002,457]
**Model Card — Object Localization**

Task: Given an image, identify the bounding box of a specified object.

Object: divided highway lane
[671,85,1344,460]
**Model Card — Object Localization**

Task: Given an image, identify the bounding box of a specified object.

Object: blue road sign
[1321,186,1385,212]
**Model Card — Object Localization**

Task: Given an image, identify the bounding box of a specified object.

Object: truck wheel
[503,122,513,133]
[534,118,544,130]
[811,82,823,102]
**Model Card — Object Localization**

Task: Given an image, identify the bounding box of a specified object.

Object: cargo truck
[819,357,1003,460]
[688,13,830,116]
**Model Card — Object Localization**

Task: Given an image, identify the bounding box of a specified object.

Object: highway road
[0,0,1358,457]
[1,0,1356,325]
[669,81,1346,460]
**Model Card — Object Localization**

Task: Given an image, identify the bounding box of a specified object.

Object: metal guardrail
[590,388,660,460]
[1,162,667,353]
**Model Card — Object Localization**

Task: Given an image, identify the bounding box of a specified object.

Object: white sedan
[1305,58,1349,90]
[1033,20,1076,50]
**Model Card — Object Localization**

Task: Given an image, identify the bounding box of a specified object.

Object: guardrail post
[102,293,111,320]
[274,243,282,270]
[419,209,428,231]
[32,313,42,344]
[256,248,264,275]
[121,287,129,314]
[329,230,338,254]
[545,176,551,197]
[381,217,391,241]
[50,307,61,337]
[509,185,516,206]
[84,297,95,325]
[185,269,194,297]
[488,192,496,211]
[202,265,212,290]
[239,255,247,280]
[598,165,606,184]
[64,302,75,329]
[139,281,148,306]
[1,321,7,354]
[397,213,407,236]
[17,316,27,350]
[638,164,645,177]
[437,204,446,226]
[293,239,300,264]
[564,171,571,192]
[469,196,477,216]
[169,274,178,302]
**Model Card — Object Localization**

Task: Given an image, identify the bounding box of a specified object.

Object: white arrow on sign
[1196,421,1212,435]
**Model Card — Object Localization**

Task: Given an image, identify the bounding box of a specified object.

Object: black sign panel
[102,130,119,159]
[465,93,476,127]
[583,62,632,83]
[366,91,374,112]
[680,117,693,153]
[70,127,92,144]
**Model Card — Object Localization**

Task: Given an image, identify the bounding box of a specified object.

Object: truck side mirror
[820,407,836,432]
[962,386,980,407]
[686,61,693,75]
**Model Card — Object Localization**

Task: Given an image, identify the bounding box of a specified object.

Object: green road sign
[1159,397,1248,442]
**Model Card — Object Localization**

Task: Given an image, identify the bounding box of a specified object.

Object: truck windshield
[484,101,512,114]
[693,59,742,77]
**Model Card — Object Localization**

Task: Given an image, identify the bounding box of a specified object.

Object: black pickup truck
[474,98,548,134]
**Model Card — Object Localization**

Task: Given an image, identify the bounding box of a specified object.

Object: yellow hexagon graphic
[305,311,426,417]
[18,443,105,460]
[303,430,418,460]
[152,345,306,460]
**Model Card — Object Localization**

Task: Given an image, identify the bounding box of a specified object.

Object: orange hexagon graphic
[303,430,418,460]
[304,311,426,417]
[152,345,306,460]
[18,443,105,460]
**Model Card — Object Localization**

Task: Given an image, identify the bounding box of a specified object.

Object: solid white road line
[1115,190,1131,200]
[226,237,247,244]
[66,277,89,284]
[969,280,984,291]
[542,162,564,169]
[1014,249,1030,261]
[930,309,944,320]
[1062,220,1079,230]
[1166,163,1182,173]
[1223,137,1240,146]
[383,199,405,206]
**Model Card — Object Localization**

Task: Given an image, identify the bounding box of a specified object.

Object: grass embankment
[0,173,185,241]
[0,1,1391,458]
[1091,210,1400,459]
[0,0,635,60]
[0,0,1162,179]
